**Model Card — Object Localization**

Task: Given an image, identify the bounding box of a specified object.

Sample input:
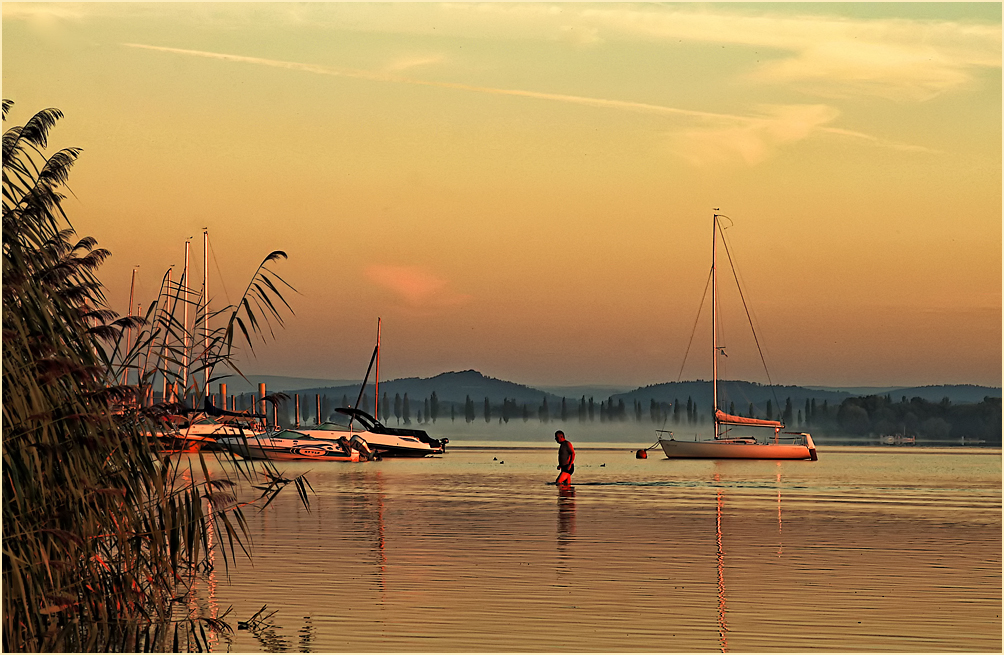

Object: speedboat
[155,413,256,453]
[319,407,448,457]
[216,429,375,462]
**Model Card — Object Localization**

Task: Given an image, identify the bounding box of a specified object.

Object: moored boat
[216,429,373,462]
[326,407,448,457]
[658,212,817,461]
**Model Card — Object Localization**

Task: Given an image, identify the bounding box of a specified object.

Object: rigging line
[676,266,714,382]
[206,233,232,307]
[719,227,783,414]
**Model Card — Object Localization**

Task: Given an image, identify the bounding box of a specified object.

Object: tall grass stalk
[3,101,305,651]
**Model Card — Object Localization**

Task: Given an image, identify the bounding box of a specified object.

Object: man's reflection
[556,485,576,576]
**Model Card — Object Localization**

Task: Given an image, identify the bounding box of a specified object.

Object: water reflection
[297,615,314,652]
[340,471,388,601]
[776,467,783,558]
[714,472,728,653]
[556,485,576,577]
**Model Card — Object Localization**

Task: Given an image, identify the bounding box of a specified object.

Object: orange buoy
[636,449,648,459]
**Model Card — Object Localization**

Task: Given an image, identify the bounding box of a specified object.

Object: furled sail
[715,409,783,428]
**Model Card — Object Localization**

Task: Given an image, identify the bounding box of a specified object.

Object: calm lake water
[190,443,1001,652]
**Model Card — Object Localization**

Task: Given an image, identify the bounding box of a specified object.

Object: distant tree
[561,397,568,422]
[484,397,491,423]
[451,404,456,422]
[465,395,474,423]
[381,392,390,422]
[617,399,626,421]
[394,393,402,425]
[599,401,606,422]
[766,399,773,420]
[579,396,586,422]
[650,399,659,423]
[588,397,595,421]
[686,397,693,423]
[502,398,511,423]
[539,397,549,423]
[748,402,755,418]
[797,409,802,427]
[430,391,439,423]
[522,403,530,422]
[424,398,430,424]
[783,397,793,425]
[417,409,423,424]
[729,401,735,416]
[403,393,411,424]
[673,399,680,424]
[342,394,350,409]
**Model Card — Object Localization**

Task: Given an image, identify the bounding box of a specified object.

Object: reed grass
[3,101,304,651]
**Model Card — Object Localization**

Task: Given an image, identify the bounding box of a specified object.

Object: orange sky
[3,3,1001,388]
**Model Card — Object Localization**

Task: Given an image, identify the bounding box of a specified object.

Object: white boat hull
[659,435,817,460]
[217,432,362,462]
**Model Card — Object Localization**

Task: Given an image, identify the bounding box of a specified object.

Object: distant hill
[228,370,1000,415]
[804,384,1002,403]
[612,380,852,416]
[290,370,564,407]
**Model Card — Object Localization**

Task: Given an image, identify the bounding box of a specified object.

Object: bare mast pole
[124,267,137,385]
[161,267,172,403]
[712,211,719,439]
[182,240,190,397]
[374,318,382,420]
[203,228,209,400]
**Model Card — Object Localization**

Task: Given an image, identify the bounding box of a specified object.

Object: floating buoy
[636,449,648,459]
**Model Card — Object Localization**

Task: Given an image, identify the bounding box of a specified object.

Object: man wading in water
[554,430,575,485]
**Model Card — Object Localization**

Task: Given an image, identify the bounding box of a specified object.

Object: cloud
[671,104,841,167]
[364,264,470,309]
[384,54,446,73]
[442,4,1000,101]
[121,42,935,164]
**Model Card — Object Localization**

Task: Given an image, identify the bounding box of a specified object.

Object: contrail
[124,42,745,122]
[123,42,935,151]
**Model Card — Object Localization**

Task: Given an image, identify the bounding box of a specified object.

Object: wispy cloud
[364,264,470,309]
[384,54,446,73]
[444,4,1000,101]
[124,42,923,162]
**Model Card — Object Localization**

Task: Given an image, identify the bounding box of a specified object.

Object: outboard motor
[350,435,378,461]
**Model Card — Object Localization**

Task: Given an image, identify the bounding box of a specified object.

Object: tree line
[270,391,1002,443]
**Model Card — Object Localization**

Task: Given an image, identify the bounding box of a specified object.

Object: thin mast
[124,267,137,385]
[182,240,190,395]
[161,267,172,403]
[203,228,209,399]
[374,317,382,420]
[712,211,719,438]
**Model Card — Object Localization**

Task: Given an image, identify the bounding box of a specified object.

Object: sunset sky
[4,3,1001,389]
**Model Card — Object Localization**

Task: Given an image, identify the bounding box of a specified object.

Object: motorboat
[216,429,375,462]
[155,413,257,453]
[658,212,817,461]
[319,407,448,457]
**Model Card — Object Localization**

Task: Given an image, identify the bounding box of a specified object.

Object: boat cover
[715,409,783,428]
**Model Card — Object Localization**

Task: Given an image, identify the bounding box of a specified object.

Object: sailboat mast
[203,228,209,399]
[374,317,382,420]
[182,240,190,394]
[124,267,137,385]
[712,212,719,439]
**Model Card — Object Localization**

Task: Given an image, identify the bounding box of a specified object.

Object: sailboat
[659,212,817,461]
